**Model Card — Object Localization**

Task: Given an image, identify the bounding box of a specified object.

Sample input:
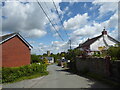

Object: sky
[1,0,119,55]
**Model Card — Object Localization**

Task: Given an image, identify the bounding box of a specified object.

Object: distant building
[47,51,50,56]
[0,33,32,67]
[40,56,54,64]
[46,57,54,63]
[77,29,119,52]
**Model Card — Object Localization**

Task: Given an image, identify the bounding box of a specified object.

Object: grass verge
[3,71,49,84]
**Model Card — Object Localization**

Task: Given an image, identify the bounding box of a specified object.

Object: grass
[3,71,49,84]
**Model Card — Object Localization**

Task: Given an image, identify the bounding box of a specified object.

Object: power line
[51,0,72,50]
[51,0,69,39]
[36,0,64,41]
[43,1,67,39]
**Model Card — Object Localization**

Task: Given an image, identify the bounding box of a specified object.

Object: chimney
[102,28,107,35]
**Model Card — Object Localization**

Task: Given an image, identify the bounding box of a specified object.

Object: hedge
[2,63,47,83]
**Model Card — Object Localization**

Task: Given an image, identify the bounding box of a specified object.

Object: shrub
[92,51,101,57]
[31,54,45,64]
[31,54,40,63]
[65,49,82,71]
[2,63,47,83]
[107,46,120,60]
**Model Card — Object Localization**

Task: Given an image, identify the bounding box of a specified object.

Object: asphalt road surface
[3,64,110,88]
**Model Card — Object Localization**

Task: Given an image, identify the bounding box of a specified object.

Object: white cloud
[2,2,48,37]
[63,13,89,30]
[64,6,69,12]
[109,29,118,40]
[51,41,69,52]
[24,29,47,38]
[92,1,118,18]
[2,1,63,38]
[69,11,118,45]
[53,33,59,37]
[89,7,93,10]
[84,3,87,8]
[67,11,72,16]
[31,41,70,55]
[99,12,118,31]
[71,22,102,38]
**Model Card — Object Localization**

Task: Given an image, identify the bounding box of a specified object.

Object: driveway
[3,64,110,88]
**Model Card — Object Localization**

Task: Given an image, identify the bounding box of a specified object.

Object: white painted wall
[90,35,117,51]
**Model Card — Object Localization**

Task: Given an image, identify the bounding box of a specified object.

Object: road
[3,64,110,88]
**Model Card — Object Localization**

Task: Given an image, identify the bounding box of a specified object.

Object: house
[0,33,32,67]
[77,28,119,53]
[46,57,54,63]
[40,56,54,64]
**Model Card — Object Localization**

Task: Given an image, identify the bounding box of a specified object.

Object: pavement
[2,64,111,88]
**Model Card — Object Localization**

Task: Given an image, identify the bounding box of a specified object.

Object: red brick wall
[0,45,2,67]
[1,36,31,67]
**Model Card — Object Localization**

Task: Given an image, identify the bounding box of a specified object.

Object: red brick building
[0,33,32,67]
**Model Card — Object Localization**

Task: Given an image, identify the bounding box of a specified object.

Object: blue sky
[1,0,119,55]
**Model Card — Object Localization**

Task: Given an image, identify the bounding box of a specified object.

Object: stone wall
[76,58,109,76]
[76,57,120,82]
[110,60,120,82]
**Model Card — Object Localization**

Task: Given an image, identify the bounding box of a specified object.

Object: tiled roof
[107,35,120,43]
[79,35,102,48]
[0,33,16,42]
[0,33,32,49]
[78,34,120,48]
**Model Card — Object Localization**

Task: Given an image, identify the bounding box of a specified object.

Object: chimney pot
[102,29,107,35]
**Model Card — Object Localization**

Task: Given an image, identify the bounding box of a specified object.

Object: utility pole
[69,39,72,50]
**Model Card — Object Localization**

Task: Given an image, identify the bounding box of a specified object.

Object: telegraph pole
[69,39,72,50]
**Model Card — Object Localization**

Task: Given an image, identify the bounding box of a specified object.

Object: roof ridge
[80,34,102,47]
[0,32,32,49]
[107,35,120,43]
[0,32,18,37]
[89,34,102,40]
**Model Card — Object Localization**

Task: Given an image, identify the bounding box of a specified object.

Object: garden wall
[76,58,120,82]
[110,60,120,82]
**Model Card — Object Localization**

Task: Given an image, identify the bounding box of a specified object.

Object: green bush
[2,63,47,83]
[92,51,101,57]
[65,49,82,71]
[107,46,120,60]
[31,54,44,64]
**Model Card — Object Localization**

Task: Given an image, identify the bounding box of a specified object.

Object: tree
[65,49,82,72]
[107,46,120,60]
[43,58,49,64]
[31,54,40,63]
[31,54,44,64]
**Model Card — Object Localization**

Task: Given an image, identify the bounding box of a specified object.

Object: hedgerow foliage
[2,63,47,83]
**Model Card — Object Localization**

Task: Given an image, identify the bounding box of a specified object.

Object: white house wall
[90,36,106,51]
[90,35,116,51]
[104,35,116,46]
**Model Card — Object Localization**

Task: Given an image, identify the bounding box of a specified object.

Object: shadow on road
[56,69,76,75]
[55,68,112,88]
